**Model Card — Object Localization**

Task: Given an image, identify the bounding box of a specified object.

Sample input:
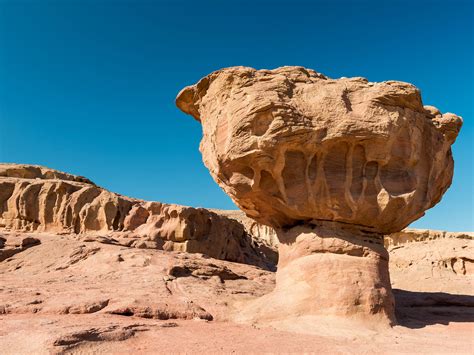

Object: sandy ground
[1,313,472,354]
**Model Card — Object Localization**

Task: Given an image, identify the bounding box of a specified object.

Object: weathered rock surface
[213,209,279,265]
[0,162,470,338]
[0,163,471,346]
[177,66,462,326]
[0,163,273,269]
[0,163,94,185]
[0,230,472,354]
[387,229,473,295]
[385,228,473,248]
[235,222,395,326]
[0,231,274,321]
[176,66,461,232]
[0,233,40,262]
[3,163,469,276]
[0,163,135,233]
[386,230,474,330]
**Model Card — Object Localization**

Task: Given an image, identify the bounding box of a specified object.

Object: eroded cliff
[0,164,273,269]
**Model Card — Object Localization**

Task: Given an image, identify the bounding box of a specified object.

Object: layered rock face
[0,164,273,269]
[262,223,394,323]
[385,228,473,249]
[0,164,135,233]
[177,66,462,325]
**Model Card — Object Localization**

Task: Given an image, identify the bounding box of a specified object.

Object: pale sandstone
[386,229,474,294]
[0,163,94,184]
[177,66,462,325]
[212,209,279,265]
[176,66,461,231]
[0,167,471,352]
[385,228,473,248]
[0,232,274,321]
[0,168,472,349]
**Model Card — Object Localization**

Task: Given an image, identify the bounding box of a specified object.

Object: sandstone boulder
[176,66,461,233]
[177,66,462,326]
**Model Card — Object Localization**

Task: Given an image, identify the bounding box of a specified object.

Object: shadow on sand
[394,289,474,329]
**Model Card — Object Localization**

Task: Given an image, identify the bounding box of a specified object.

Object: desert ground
[0,164,473,354]
[0,229,473,354]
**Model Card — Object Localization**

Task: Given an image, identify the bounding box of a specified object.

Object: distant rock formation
[0,164,274,270]
[386,228,473,296]
[1,163,470,280]
[385,228,473,248]
[0,164,135,233]
[177,66,462,326]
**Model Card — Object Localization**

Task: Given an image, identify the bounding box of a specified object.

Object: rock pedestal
[270,223,394,324]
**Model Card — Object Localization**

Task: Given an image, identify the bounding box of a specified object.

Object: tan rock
[176,66,462,326]
[386,229,474,294]
[385,228,473,248]
[0,163,272,269]
[235,222,394,326]
[0,164,135,233]
[0,163,94,184]
[176,66,461,232]
[213,209,279,265]
[0,233,41,262]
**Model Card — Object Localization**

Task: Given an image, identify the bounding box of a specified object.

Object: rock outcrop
[0,163,274,269]
[386,229,473,295]
[213,209,279,266]
[177,66,462,326]
[0,163,471,352]
[0,233,41,262]
[176,66,462,233]
[0,231,274,323]
[0,164,135,233]
[385,228,473,248]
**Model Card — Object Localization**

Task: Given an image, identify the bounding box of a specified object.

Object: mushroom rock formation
[176,66,462,326]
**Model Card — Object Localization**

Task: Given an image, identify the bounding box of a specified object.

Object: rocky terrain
[389,229,473,295]
[0,62,470,351]
[0,163,276,270]
[0,163,472,353]
[0,230,472,353]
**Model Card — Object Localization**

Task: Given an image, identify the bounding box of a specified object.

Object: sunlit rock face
[0,164,274,270]
[177,66,461,326]
[176,66,462,234]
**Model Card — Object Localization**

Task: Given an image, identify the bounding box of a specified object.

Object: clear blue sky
[0,0,472,231]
